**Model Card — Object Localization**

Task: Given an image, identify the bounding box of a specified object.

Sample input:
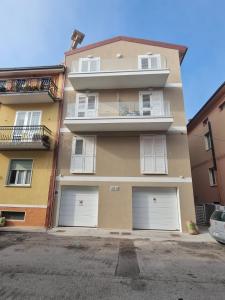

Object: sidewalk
[48,226,215,243]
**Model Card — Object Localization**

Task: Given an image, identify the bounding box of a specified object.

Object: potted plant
[0,212,6,227]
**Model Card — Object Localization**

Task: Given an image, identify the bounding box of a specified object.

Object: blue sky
[0,0,225,119]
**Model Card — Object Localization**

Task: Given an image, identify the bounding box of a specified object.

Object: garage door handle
[153,198,157,201]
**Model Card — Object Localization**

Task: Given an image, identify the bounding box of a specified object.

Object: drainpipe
[208,121,222,203]
[45,70,65,228]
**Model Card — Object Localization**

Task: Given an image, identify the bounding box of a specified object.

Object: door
[13,111,41,142]
[139,91,163,117]
[76,94,97,118]
[58,187,99,227]
[132,187,180,230]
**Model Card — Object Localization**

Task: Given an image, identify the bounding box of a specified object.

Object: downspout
[45,70,65,228]
[208,121,222,203]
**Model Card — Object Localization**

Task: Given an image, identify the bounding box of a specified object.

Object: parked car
[209,206,225,244]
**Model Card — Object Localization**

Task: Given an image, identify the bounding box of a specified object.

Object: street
[0,232,224,299]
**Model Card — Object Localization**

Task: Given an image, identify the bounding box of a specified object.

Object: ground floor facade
[54,177,195,232]
[0,151,54,227]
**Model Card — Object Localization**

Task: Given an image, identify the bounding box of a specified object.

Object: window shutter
[141,57,149,69]
[15,112,26,126]
[141,135,167,174]
[149,55,160,69]
[71,136,96,173]
[89,58,100,72]
[84,136,96,173]
[80,60,89,72]
[150,91,163,116]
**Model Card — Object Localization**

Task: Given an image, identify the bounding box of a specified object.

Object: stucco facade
[56,36,195,232]
[0,66,64,226]
[188,83,225,205]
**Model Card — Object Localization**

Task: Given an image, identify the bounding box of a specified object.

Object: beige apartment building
[188,82,225,206]
[55,33,195,232]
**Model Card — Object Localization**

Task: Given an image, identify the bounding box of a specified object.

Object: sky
[0,0,225,119]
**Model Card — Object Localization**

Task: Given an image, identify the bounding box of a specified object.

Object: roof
[187,81,225,132]
[65,36,187,63]
[0,65,65,72]
[0,64,65,78]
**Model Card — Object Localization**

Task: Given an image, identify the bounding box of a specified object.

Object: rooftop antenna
[70,30,85,50]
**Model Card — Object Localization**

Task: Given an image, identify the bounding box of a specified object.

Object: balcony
[64,100,173,132]
[0,126,51,150]
[68,55,170,90]
[0,77,58,104]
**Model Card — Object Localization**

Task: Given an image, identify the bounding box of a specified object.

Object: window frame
[70,136,96,174]
[75,93,98,118]
[138,54,161,70]
[208,167,217,186]
[204,132,212,151]
[78,57,100,73]
[6,159,34,187]
[140,134,168,174]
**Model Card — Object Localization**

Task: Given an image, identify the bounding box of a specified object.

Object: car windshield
[211,211,225,222]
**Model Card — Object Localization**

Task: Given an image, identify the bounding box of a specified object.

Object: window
[71,136,96,173]
[7,160,33,186]
[209,167,217,186]
[138,54,161,70]
[140,135,168,174]
[79,57,100,72]
[1,211,25,221]
[76,94,97,118]
[211,211,225,222]
[204,132,212,150]
[202,118,208,126]
[139,91,164,116]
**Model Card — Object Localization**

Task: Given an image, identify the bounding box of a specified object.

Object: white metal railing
[66,100,171,119]
[70,55,167,73]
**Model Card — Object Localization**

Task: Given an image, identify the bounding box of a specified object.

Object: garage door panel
[59,187,98,227]
[132,187,180,230]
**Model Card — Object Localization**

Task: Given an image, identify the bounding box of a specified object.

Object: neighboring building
[55,34,195,232]
[0,65,64,227]
[188,82,225,206]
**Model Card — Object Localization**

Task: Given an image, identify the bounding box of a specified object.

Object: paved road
[0,232,224,299]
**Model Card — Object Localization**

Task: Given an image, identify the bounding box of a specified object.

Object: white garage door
[132,187,180,230]
[59,187,98,227]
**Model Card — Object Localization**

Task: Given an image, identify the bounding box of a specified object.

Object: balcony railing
[66,100,171,119]
[0,125,52,150]
[70,55,167,73]
[0,77,58,99]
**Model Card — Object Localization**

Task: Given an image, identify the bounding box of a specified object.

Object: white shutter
[141,135,167,174]
[71,136,96,173]
[150,91,163,116]
[149,54,161,69]
[80,59,89,72]
[76,94,97,118]
[89,58,100,72]
[29,111,41,126]
[14,112,26,126]
[84,136,96,173]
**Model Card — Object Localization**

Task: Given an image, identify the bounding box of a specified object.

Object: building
[55,34,195,232]
[187,82,225,206]
[0,65,64,227]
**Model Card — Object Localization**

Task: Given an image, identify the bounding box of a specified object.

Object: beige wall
[58,132,191,178]
[188,94,225,204]
[65,40,182,84]
[56,181,195,232]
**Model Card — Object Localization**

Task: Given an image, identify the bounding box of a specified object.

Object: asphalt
[0,232,224,299]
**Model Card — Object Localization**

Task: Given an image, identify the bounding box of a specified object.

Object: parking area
[0,232,225,299]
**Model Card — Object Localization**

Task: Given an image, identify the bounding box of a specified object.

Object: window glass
[141,58,149,69]
[7,160,32,185]
[88,96,95,109]
[211,211,223,221]
[75,139,83,155]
